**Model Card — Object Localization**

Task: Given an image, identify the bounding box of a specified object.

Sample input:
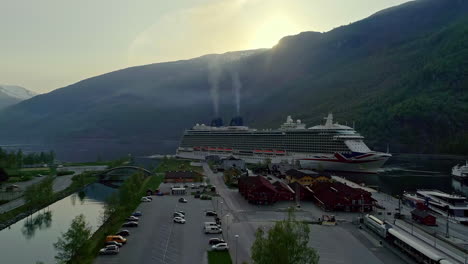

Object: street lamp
[235,234,239,264]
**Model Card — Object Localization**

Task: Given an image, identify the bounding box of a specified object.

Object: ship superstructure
[176,114,391,173]
[452,161,468,182]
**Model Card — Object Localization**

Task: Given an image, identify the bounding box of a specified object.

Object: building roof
[240,176,277,193]
[223,156,243,161]
[165,171,198,179]
[273,181,295,194]
[286,169,319,179]
[310,181,374,206]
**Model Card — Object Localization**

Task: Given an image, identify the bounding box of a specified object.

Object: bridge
[98,166,153,188]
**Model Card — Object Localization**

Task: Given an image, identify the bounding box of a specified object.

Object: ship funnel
[229,116,244,126]
[210,117,224,127]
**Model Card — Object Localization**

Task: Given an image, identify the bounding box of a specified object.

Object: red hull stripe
[300,158,380,164]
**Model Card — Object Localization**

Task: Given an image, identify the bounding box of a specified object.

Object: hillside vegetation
[0,0,466,156]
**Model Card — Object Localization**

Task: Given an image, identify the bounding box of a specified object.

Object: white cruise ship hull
[176,150,390,174]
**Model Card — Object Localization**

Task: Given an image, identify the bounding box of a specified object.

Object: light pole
[235,234,239,264]
[220,201,224,217]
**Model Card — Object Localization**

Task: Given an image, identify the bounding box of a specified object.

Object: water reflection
[21,211,53,240]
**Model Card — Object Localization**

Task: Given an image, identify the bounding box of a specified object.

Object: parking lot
[94,184,220,264]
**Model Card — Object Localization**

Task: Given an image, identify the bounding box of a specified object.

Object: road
[0,165,107,214]
[95,185,217,264]
[204,163,403,264]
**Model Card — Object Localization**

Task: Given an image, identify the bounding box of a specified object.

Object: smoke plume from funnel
[231,71,242,115]
[208,58,221,116]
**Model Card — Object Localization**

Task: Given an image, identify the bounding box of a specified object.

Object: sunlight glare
[249,16,302,48]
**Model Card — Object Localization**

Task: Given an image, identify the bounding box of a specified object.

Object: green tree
[251,209,319,264]
[54,214,92,263]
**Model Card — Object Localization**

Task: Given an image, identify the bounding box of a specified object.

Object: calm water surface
[0,184,116,264]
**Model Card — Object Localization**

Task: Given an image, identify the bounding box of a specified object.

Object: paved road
[204,163,405,264]
[95,187,217,264]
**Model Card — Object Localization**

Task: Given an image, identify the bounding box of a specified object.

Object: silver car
[99,245,119,255]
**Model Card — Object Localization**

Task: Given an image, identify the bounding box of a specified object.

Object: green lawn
[155,158,203,174]
[5,168,50,182]
[208,251,232,264]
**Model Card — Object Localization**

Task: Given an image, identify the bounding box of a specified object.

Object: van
[106,235,127,244]
[204,226,222,234]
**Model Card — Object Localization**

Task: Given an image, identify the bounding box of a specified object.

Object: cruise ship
[176,114,391,173]
[452,161,468,183]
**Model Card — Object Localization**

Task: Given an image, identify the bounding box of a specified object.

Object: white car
[141,197,151,202]
[173,217,186,224]
[212,243,229,251]
[99,245,119,255]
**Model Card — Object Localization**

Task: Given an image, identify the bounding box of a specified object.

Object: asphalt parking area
[94,188,218,264]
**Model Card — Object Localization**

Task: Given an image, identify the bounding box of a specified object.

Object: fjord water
[0,184,116,264]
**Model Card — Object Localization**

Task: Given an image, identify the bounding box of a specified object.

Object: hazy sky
[0,0,411,93]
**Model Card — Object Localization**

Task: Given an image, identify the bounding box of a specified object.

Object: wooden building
[285,169,329,186]
[273,181,295,201]
[238,176,278,205]
[310,181,374,212]
[164,171,200,183]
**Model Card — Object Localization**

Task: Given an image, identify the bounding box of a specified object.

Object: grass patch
[5,168,50,182]
[155,158,203,174]
[64,157,129,169]
[208,251,232,264]
[0,172,98,226]
[71,174,164,264]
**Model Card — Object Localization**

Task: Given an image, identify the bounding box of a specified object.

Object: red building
[238,176,279,205]
[310,182,374,212]
[288,182,314,201]
[411,209,437,226]
[273,181,295,201]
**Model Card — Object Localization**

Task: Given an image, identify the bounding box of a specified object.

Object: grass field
[5,168,50,183]
[155,158,203,174]
[208,251,232,264]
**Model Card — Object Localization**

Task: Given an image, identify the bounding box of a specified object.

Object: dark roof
[310,181,374,205]
[223,156,242,161]
[285,169,319,179]
[273,181,295,193]
[240,176,277,193]
[165,171,197,179]
[411,209,434,218]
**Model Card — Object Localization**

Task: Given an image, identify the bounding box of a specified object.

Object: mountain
[0,85,37,109]
[0,0,467,160]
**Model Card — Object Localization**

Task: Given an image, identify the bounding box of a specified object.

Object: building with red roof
[310,181,374,212]
[238,176,279,205]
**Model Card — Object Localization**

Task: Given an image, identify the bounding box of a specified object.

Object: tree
[251,209,319,264]
[54,214,92,263]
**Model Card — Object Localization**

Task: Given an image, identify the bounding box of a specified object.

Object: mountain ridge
[0,0,467,159]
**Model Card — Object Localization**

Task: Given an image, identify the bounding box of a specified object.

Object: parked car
[105,235,127,244]
[178,197,188,203]
[173,217,186,224]
[145,196,153,201]
[204,226,222,234]
[173,212,184,218]
[105,241,123,247]
[132,211,142,217]
[204,222,221,228]
[156,192,164,196]
[126,216,139,221]
[116,230,130,237]
[99,245,119,255]
[191,184,196,189]
[176,210,185,216]
[6,185,20,191]
[212,243,229,251]
[141,197,151,202]
[205,211,217,217]
[208,238,225,245]
[122,221,138,227]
